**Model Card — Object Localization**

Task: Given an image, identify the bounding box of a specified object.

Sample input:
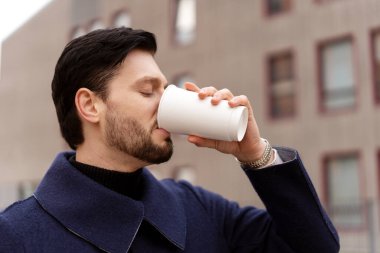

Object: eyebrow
[135,76,166,87]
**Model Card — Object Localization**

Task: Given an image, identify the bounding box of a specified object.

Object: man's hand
[184,82,267,163]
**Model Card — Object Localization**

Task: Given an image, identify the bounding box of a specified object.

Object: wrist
[235,138,267,162]
[236,139,273,169]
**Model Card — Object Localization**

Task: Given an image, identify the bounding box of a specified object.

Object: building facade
[1,0,380,252]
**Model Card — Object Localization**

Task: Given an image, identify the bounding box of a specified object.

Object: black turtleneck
[69,155,143,200]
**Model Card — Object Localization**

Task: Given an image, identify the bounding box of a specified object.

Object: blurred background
[1,0,380,252]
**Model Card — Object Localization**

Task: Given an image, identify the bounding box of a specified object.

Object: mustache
[151,122,159,131]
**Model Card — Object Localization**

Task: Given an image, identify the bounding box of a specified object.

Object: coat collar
[34,152,186,253]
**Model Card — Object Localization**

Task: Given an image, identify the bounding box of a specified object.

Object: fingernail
[228,99,236,107]
[198,92,206,99]
[211,98,219,105]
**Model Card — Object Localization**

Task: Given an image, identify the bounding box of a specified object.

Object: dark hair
[51,27,157,150]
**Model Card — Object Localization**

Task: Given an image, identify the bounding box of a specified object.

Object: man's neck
[69,155,144,199]
[75,144,149,173]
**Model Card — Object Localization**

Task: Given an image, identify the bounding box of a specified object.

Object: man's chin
[148,150,173,164]
[136,138,173,165]
[155,141,174,164]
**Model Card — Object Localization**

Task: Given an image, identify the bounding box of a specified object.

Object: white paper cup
[157,85,248,141]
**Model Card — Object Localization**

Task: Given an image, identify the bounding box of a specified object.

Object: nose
[154,85,167,119]
[155,91,163,111]
[156,84,167,105]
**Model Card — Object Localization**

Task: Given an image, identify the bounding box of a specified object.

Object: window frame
[265,48,298,121]
[370,27,380,105]
[321,150,367,231]
[378,150,380,223]
[316,34,358,115]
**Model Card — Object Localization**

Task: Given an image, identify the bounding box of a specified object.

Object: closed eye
[140,92,153,97]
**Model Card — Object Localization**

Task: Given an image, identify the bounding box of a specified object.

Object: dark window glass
[266,0,291,15]
[268,52,295,118]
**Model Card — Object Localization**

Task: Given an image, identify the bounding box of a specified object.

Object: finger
[199,86,218,99]
[228,95,255,122]
[211,88,234,105]
[228,95,250,108]
[187,135,218,149]
[184,82,201,92]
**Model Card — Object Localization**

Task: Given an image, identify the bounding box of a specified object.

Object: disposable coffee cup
[157,85,248,141]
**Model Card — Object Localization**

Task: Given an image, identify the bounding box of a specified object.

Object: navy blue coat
[0,148,339,252]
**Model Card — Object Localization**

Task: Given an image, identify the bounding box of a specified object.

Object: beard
[104,109,173,164]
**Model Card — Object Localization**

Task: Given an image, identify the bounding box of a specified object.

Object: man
[0,28,339,253]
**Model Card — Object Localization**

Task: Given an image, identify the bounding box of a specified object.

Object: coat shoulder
[159,178,241,218]
[159,178,209,203]
[1,196,48,237]
[0,198,37,252]
[161,178,233,204]
[1,196,41,222]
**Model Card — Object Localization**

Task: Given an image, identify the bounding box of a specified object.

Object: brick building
[1,0,379,252]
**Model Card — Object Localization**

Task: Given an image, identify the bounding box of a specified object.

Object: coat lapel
[34,152,186,253]
[141,169,187,250]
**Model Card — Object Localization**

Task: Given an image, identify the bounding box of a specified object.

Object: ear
[75,88,104,123]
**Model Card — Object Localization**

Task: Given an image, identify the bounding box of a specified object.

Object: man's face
[101,49,173,164]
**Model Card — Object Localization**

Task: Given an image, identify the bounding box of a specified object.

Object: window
[319,38,356,111]
[371,30,380,104]
[88,19,105,32]
[173,0,196,45]
[172,73,195,89]
[172,165,196,184]
[0,182,18,210]
[113,10,131,28]
[265,0,291,15]
[324,153,363,228]
[268,51,295,118]
[71,26,86,40]
[0,180,39,210]
[18,180,39,200]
